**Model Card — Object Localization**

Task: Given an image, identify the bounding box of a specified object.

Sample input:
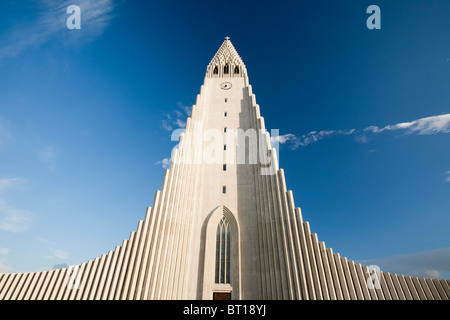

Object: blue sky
[0,0,449,280]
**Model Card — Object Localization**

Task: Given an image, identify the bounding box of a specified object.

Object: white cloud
[354,134,369,144]
[37,237,52,244]
[161,102,191,131]
[0,178,34,232]
[444,171,450,183]
[50,248,70,260]
[161,119,173,131]
[365,114,450,135]
[175,118,186,128]
[0,199,34,232]
[0,0,116,64]
[155,158,171,169]
[0,248,10,255]
[274,129,355,150]
[271,133,297,146]
[274,113,450,150]
[421,270,442,279]
[176,102,191,116]
[357,248,450,279]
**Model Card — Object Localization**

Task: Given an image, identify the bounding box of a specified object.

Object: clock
[220,82,232,90]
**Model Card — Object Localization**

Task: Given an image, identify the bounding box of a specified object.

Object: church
[0,38,448,300]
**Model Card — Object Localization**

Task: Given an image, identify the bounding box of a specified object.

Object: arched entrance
[201,205,241,300]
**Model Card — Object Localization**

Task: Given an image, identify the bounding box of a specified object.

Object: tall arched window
[234,66,239,74]
[215,217,230,284]
[213,66,218,74]
[224,64,229,74]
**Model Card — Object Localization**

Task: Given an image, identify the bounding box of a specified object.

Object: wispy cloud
[0,0,116,64]
[275,113,450,150]
[0,178,34,232]
[0,178,26,192]
[49,248,70,260]
[443,171,450,183]
[270,133,297,148]
[364,114,450,135]
[272,129,355,150]
[357,247,450,279]
[37,237,54,244]
[161,102,191,131]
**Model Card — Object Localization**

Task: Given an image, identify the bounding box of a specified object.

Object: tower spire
[207,37,246,78]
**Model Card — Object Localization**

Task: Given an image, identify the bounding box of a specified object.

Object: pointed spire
[210,36,244,67]
[207,37,245,78]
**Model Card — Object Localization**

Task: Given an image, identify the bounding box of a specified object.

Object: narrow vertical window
[224,64,229,74]
[225,98,227,102]
[224,144,227,151]
[213,66,218,74]
[224,127,227,133]
[234,66,239,74]
[224,112,227,117]
[215,217,231,284]
[223,164,227,171]
[222,186,226,194]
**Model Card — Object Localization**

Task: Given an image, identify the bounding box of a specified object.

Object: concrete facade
[0,38,449,300]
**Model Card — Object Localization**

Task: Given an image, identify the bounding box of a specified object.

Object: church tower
[146,36,271,299]
[0,38,449,301]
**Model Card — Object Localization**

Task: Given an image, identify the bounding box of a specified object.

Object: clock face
[220,82,232,90]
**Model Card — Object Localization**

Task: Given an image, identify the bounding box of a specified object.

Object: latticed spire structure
[206,36,246,78]
[0,38,449,301]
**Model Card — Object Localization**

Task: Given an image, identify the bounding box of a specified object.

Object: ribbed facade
[1,38,448,300]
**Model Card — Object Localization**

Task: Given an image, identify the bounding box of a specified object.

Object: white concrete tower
[181,36,265,300]
[151,36,269,300]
